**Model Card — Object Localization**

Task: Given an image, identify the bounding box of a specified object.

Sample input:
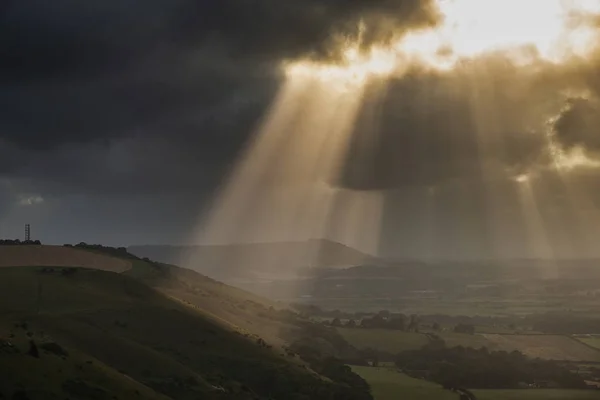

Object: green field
[338,328,429,354]
[577,337,600,351]
[351,366,600,400]
[438,332,494,349]
[473,389,600,399]
[351,366,455,400]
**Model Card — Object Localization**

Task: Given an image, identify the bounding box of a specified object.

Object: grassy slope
[337,328,429,354]
[0,266,361,400]
[335,326,600,363]
[351,366,456,400]
[127,260,306,351]
[0,329,170,400]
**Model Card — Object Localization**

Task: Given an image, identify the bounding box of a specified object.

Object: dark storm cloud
[1,0,438,84]
[338,57,560,189]
[0,0,440,173]
[2,0,600,200]
[552,96,600,152]
[174,0,440,61]
[0,58,278,148]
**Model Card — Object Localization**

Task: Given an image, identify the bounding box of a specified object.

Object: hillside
[0,246,371,400]
[0,245,131,272]
[129,239,376,281]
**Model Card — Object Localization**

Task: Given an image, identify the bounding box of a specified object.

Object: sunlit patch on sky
[18,195,44,207]
[552,146,600,171]
[514,174,531,184]
[284,47,398,88]
[398,0,600,69]
[286,0,600,79]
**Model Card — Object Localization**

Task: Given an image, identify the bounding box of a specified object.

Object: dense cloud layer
[0,0,440,168]
[2,0,600,252]
[553,96,600,152]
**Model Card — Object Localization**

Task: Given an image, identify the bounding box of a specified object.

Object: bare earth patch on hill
[0,246,132,272]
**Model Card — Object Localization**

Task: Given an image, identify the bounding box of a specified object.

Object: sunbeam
[514,176,558,278]
[188,62,386,283]
[187,0,600,293]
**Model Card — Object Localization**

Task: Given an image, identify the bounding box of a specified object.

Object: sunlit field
[338,328,429,354]
[576,337,600,350]
[351,367,455,400]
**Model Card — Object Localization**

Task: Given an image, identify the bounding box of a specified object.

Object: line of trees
[395,346,587,390]
[330,312,439,333]
[0,239,41,245]
[64,243,140,260]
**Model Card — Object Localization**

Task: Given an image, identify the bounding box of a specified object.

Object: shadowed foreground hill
[0,249,371,400]
[0,245,131,272]
[129,239,377,281]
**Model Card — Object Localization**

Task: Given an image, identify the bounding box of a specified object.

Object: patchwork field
[473,389,600,399]
[0,245,132,272]
[338,327,600,362]
[351,366,600,400]
[481,334,600,362]
[351,366,455,400]
[438,331,496,349]
[577,337,600,351]
[337,328,429,354]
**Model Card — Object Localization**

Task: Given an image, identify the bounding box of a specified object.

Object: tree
[432,322,441,331]
[407,315,420,332]
[453,323,475,335]
[27,340,39,358]
[346,319,357,328]
[331,318,342,327]
[388,316,406,331]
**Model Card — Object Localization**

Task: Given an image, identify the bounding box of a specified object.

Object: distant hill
[0,245,132,272]
[129,239,377,281]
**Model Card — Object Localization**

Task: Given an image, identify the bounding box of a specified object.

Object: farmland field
[438,332,495,349]
[481,334,600,362]
[337,328,429,353]
[437,333,600,362]
[473,389,600,399]
[351,366,455,400]
[577,337,600,351]
[338,327,600,362]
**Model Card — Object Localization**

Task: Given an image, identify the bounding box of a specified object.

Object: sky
[2,0,600,258]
